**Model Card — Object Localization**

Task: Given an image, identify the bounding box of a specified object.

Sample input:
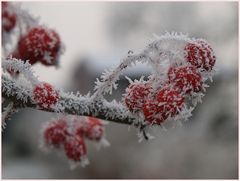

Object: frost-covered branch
[93,32,195,99]
[2,74,136,125]
[93,53,148,98]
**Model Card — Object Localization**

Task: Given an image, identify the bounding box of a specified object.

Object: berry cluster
[124,39,216,125]
[2,2,17,33]
[10,26,62,66]
[42,117,107,166]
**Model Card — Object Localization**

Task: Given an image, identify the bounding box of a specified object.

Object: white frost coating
[95,137,110,150]
[137,127,155,143]
[2,74,32,104]
[2,102,14,130]
[59,91,91,115]
[2,57,39,84]
[93,53,148,98]
[69,156,89,170]
[101,99,138,124]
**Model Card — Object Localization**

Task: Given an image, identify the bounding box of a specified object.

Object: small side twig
[2,101,15,130]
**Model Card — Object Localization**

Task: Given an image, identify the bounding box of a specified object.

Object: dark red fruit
[14,27,61,65]
[143,87,184,125]
[184,40,216,71]
[124,82,151,112]
[76,117,104,141]
[33,82,60,109]
[64,136,86,162]
[168,65,203,94]
[44,119,67,147]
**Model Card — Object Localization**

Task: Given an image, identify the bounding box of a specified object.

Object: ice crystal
[2,57,39,84]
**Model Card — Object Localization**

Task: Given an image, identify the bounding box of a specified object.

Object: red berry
[44,119,67,147]
[184,40,216,71]
[33,82,60,109]
[124,82,151,112]
[2,2,16,32]
[168,65,203,94]
[64,136,86,162]
[143,87,184,125]
[85,117,104,141]
[76,117,104,141]
[14,27,61,66]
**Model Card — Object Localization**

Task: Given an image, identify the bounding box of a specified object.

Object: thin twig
[2,101,14,130]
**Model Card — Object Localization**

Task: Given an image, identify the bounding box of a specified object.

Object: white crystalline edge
[2,57,39,84]
[137,125,155,142]
[69,156,89,170]
[2,74,32,104]
[102,99,138,123]
[95,137,110,150]
[2,102,17,131]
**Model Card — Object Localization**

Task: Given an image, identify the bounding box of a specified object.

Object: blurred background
[2,1,238,179]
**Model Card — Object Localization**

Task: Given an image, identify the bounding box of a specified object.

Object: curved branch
[2,75,137,125]
[92,32,192,100]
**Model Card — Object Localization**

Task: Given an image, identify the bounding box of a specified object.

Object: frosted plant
[2,2,216,169]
